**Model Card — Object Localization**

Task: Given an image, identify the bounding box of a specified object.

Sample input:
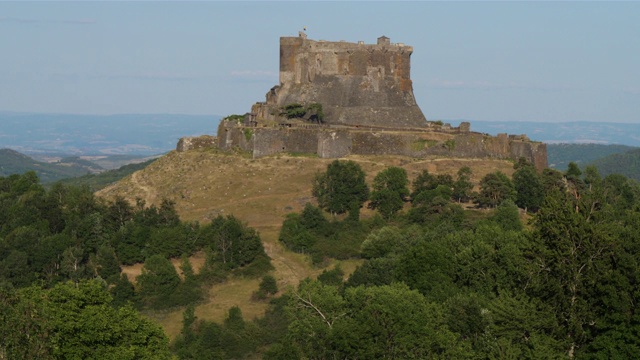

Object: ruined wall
[216,121,548,172]
[256,36,427,128]
[176,135,217,152]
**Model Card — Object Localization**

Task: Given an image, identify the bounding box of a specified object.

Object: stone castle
[181,33,547,171]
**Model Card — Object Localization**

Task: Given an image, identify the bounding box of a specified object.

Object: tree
[259,275,278,295]
[369,167,409,219]
[541,168,565,193]
[93,245,121,283]
[317,265,344,286]
[475,171,516,208]
[137,255,181,309]
[529,189,617,357]
[312,160,369,216]
[278,213,317,253]
[512,159,544,212]
[453,166,474,203]
[335,284,466,359]
[1,280,171,359]
[412,170,453,197]
[360,226,405,259]
[490,199,523,232]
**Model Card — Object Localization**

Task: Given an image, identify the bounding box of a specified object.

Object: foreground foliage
[0,280,171,359]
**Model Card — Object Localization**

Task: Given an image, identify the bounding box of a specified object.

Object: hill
[590,148,640,182]
[97,149,518,337]
[469,120,640,146]
[53,157,159,191]
[0,148,95,182]
[547,143,637,171]
[0,112,220,156]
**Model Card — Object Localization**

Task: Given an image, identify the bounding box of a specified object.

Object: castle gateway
[215,33,548,171]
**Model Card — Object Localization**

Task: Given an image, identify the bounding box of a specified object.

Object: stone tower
[251,34,427,128]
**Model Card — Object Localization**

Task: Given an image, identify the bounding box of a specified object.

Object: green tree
[475,171,516,208]
[490,199,524,232]
[137,255,181,309]
[369,167,409,219]
[317,265,344,286]
[529,189,617,357]
[334,283,467,359]
[259,275,278,295]
[452,166,474,203]
[1,280,171,359]
[110,273,137,307]
[512,159,544,212]
[360,226,405,259]
[93,245,121,283]
[312,160,369,216]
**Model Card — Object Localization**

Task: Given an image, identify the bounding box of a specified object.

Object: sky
[1,1,639,123]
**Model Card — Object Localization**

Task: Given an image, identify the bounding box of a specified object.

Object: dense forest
[2,155,640,358]
[591,148,640,182]
[546,143,636,170]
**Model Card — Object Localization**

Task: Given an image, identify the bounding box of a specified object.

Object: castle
[185,33,547,171]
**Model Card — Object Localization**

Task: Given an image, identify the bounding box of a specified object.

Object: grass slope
[98,149,517,338]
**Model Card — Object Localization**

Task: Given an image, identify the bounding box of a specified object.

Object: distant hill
[0,112,221,156]
[53,158,158,191]
[0,148,158,185]
[467,121,640,147]
[547,143,637,171]
[0,148,94,183]
[590,148,640,182]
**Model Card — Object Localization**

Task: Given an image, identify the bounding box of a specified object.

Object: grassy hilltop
[97,148,516,338]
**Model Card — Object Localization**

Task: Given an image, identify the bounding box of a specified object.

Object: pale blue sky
[1,1,639,123]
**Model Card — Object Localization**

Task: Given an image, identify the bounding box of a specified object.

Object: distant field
[0,112,221,156]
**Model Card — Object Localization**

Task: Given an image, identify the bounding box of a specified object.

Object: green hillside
[547,143,636,171]
[591,148,640,182]
[0,148,93,182]
[53,158,157,191]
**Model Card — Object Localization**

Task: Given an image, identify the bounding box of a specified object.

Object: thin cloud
[0,16,96,25]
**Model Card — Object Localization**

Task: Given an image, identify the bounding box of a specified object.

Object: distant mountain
[0,112,221,156]
[590,148,640,182]
[463,121,640,147]
[547,143,637,171]
[0,148,94,183]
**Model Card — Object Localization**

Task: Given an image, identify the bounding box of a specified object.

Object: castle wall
[176,135,217,152]
[216,122,548,172]
[272,36,427,128]
[253,128,319,157]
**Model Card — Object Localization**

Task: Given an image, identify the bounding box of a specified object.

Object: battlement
[212,34,548,171]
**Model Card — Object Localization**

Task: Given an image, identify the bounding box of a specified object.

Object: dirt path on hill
[257,227,312,289]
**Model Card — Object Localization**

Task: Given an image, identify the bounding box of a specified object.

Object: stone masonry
[210,33,548,171]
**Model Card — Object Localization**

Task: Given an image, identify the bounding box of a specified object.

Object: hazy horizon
[1,2,638,123]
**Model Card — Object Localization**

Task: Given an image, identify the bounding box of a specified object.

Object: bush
[254,275,278,300]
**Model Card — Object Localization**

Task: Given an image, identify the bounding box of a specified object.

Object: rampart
[209,34,548,172]
[216,122,548,171]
